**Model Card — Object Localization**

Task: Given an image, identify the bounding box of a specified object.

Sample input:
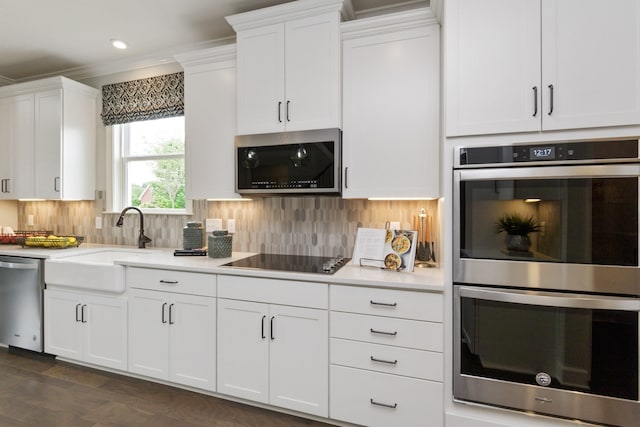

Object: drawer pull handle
[370,399,397,409]
[370,300,397,307]
[159,280,178,284]
[370,356,398,365]
[261,315,266,339]
[75,303,82,322]
[169,303,175,325]
[370,328,398,336]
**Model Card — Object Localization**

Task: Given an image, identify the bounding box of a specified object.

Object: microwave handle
[344,167,349,189]
[457,286,640,311]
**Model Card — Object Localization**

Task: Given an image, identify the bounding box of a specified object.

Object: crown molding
[353,0,429,19]
[0,75,15,87]
[226,0,354,32]
[8,37,235,84]
[342,7,438,39]
[175,44,237,69]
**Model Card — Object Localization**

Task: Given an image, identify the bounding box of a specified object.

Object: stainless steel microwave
[235,128,341,196]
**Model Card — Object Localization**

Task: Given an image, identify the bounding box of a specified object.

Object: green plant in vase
[496,212,540,253]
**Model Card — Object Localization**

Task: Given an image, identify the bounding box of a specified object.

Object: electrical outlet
[27,215,34,226]
[95,216,103,229]
[390,221,401,230]
[206,218,223,232]
[227,219,236,234]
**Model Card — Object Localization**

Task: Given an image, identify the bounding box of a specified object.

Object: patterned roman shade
[101,72,184,126]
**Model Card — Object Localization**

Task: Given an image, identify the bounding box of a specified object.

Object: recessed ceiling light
[110,39,128,50]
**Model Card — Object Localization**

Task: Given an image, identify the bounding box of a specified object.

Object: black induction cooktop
[222,253,349,275]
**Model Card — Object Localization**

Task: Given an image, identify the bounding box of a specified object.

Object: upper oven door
[454,164,640,294]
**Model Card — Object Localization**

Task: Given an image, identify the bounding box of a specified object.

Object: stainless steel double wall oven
[453,139,640,426]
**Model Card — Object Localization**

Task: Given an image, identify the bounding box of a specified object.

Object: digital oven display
[529,146,555,160]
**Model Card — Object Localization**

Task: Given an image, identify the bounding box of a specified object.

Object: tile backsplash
[18,198,439,257]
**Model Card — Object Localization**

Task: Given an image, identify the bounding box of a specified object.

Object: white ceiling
[0,0,428,83]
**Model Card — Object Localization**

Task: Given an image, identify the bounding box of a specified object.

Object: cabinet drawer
[330,338,443,382]
[330,285,442,322]
[330,311,442,352]
[218,275,328,309]
[126,267,216,297]
[330,365,443,427]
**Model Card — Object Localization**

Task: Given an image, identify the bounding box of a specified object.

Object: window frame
[107,117,192,215]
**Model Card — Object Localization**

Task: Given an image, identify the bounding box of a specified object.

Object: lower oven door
[454,285,640,427]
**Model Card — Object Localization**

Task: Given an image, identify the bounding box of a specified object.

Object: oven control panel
[457,139,639,167]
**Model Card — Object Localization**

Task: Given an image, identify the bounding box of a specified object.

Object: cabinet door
[236,24,285,135]
[269,305,328,417]
[10,94,35,198]
[342,24,440,198]
[169,293,216,391]
[44,289,83,360]
[217,298,269,403]
[0,98,11,199]
[541,0,640,130]
[183,58,241,200]
[284,13,340,131]
[128,289,170,380]
[445,0,541,136]
[84,294,127,371]
[34,89,62,199]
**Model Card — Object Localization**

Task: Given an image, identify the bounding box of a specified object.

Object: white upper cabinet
[176,45,242,200]
[0,76,97,199]
[0,97,17,199]
[446,0,640,136]
[540,0,640,131]
[227,0,346,135]
[342,9,440,199]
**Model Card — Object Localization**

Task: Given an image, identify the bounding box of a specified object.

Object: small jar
[183,221,204,249]
[208,230,232,258]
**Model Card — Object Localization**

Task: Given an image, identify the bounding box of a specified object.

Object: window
[112,116,188,213]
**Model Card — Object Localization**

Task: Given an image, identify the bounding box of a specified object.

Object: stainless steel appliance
[222,253,349,275]
[453,139,640,426]
[0,255,44,352]
[235,128,341,196]
[454,139,640,294]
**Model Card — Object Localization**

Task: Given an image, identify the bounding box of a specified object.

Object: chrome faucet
[115,206,152,248]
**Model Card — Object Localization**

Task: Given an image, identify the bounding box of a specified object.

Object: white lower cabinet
[329,285,444,427]
[217,275,329,417]
[127,268,216,391]
[331,365,443,427]
[44,288,127,371]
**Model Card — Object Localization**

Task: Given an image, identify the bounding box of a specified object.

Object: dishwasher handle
[0,260,39,270]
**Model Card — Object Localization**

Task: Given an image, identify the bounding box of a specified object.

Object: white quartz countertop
[0,244,443,292]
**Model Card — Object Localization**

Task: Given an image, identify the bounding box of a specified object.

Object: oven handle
[458,286,640,311]
[456,164,640,181]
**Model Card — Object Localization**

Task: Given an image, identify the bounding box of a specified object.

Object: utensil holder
[208,230,232,258]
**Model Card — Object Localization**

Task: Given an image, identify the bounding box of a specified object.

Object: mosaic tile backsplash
[17,198,440,258]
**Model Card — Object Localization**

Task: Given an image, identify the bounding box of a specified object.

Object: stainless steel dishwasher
[0,255,44,352]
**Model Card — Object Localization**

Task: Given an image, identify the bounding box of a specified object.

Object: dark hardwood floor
[0,347,336,427]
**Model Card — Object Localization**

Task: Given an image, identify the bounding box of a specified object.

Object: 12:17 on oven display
[530,147,555,160]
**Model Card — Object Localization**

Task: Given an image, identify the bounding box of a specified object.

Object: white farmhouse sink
[45,249,152,293]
